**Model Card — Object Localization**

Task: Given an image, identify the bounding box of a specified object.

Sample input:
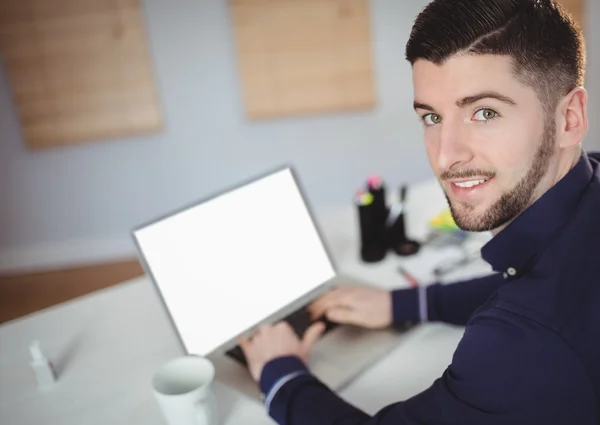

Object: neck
[490,147,582,237]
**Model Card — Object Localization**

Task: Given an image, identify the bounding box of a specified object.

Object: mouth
[452,178,490,188]
[448,177,494,198]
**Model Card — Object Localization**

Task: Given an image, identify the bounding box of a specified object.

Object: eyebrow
[413,91,517,112]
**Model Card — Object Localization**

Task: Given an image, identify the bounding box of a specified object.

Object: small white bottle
[29,341,57,391]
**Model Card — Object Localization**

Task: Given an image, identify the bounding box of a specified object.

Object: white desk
[0,194,493,425]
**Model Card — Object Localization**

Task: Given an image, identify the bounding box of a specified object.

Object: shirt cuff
[263,370,308,412]
[391,287,420,326]
[259,355,309,396]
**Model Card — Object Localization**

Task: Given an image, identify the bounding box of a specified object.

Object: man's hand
[239,321,325,382]
[308,284,392,329]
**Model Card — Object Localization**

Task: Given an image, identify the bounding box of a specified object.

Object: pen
[397,266,419,288]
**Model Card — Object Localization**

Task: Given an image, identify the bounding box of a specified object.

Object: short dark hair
[405,0,586,113]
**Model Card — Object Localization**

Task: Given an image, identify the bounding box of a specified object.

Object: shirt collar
[481,151,594,277]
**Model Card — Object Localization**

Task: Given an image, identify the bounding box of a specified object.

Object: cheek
[472,122,527,159]
[472,124,537,181]
[422,128,441,170]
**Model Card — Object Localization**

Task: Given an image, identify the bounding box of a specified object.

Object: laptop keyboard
[225,305,339,367]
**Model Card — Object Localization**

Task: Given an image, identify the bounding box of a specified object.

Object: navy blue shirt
[259,150,600,425]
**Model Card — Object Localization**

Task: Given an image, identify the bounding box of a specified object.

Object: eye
[422,113,442,126]
[473,108,498,121]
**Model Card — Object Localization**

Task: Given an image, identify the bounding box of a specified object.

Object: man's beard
[443,119,555,232]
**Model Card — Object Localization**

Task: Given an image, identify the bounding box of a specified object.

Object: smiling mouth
[452,178,490,188]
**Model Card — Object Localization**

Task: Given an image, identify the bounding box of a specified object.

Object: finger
[307,298,336,320]
[307,288,346,312]
[301,321,326,352]
[255,323,271,336]
[325,306,360,325]
[239,334,251,352]
[310,293,356,320]
[274,320,294,333]
[308,287,355,319]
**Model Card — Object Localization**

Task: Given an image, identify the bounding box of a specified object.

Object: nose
[434,119,473,172]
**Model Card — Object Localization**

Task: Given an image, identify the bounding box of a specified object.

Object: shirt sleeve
[260,307,597,425]
[391,272,506,326]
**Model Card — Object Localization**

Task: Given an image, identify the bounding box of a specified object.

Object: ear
[557,87,588,149]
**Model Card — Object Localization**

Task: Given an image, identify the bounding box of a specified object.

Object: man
[239,0,600,423]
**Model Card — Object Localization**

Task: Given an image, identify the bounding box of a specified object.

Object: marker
[366,175,386,225]
[367,174,382,189]
[386,202,404,227]
[354,190,373,206]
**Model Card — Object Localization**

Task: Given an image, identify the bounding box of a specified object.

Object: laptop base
[207,321,416,402]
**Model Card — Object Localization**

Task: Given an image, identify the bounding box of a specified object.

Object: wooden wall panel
[229,0,376,120]
[0,0,163,149]
[0,258,143,324]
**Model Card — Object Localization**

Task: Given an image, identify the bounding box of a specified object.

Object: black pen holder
[357,201,387,263]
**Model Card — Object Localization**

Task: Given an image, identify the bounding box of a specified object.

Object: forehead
[412,54,537,106]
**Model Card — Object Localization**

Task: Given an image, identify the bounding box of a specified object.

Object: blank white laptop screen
[133,167,336,356]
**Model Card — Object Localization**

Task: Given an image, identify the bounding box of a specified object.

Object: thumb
[238,335,251,353]
[301,321,326,352]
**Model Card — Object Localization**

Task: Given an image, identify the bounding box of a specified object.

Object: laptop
[131,165,415,401]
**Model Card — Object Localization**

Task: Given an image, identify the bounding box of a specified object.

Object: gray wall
[0,0,598,269]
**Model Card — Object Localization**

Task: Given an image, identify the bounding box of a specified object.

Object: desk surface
[0,189,493,425]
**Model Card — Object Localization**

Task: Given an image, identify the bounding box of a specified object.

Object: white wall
[0,0,598,272]
[583,0,599,149]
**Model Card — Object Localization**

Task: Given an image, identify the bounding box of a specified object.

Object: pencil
[398,266,419,288]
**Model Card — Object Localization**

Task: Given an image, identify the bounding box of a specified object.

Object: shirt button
[507,267,517,276]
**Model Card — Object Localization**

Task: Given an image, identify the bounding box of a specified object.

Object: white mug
[152,355,218,425]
